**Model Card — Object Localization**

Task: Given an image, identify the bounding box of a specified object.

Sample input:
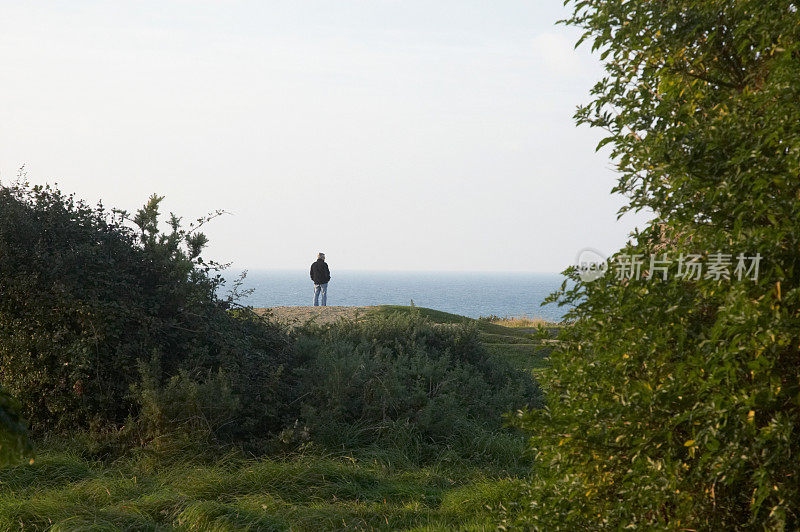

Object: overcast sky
[1,1,651,272]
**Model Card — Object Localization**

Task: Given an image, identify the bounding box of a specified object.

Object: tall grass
[0,440,517,531]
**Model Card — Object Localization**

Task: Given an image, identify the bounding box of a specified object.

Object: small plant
[0,386,32,466]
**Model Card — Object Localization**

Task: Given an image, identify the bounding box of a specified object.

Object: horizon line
[226,268,566,275]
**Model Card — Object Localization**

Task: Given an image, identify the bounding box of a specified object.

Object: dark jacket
[310,259,331,285]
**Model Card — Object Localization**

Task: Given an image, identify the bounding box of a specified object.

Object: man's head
[318,252,325,260]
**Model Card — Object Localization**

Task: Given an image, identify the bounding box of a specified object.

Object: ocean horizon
[224,269,571,321]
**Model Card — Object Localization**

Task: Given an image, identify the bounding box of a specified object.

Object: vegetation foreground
[0,306,550,531]
[0,447,511,531]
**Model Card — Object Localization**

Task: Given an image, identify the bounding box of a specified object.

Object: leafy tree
[507,1,800,528]
[0,181,292,443]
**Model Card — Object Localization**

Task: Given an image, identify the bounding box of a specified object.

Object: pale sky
[0,1,651,272]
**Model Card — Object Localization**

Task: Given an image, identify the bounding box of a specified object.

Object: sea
[223,270,571,322]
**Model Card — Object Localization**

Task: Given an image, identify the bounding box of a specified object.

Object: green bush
[292,312,541,463]
[0,386,32,466]
[0,182,292,444]
[504,0,800,529]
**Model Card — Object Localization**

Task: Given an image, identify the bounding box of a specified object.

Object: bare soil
[253,306,376,327]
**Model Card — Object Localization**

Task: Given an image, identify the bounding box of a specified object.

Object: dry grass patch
[481,315,550,328]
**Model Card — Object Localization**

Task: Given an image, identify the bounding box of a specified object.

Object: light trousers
[313,283,328,306]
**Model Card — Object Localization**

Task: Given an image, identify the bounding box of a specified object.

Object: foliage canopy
[507,0,800,529]
[0,182,293,444]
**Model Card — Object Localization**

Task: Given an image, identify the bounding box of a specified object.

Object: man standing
[310,252,331,306]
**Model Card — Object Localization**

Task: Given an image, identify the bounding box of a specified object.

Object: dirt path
[254,306,377,327]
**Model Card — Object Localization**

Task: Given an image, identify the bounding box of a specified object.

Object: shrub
[0,386,32,465]
[292,312,542,463]
[505,0,800,529]
[0,182,292,443]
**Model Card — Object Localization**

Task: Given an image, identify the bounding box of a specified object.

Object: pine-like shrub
[292,312,542,463]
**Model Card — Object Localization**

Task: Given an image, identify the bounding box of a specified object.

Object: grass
[0,446,521,531]
[374,306,541,339]
[374,306,554,373]
[482,315,550,329]
[1,306,554,531]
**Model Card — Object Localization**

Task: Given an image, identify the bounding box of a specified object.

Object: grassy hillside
[375,306,555,373]
[0,307,552,531]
